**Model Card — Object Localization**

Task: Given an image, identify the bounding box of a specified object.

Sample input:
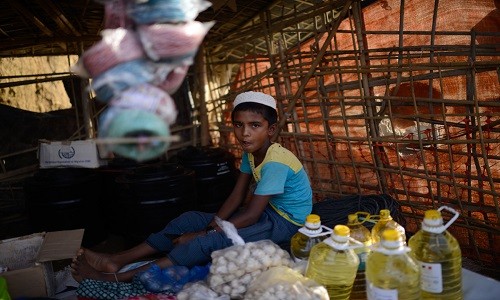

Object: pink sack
[110,83,178,125]
[80,28,145,78]
[137,21,214,61]
[157,64,189,95]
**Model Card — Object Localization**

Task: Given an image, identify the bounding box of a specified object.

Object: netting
[199,0,500,271]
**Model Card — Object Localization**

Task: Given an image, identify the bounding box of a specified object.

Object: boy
[71,91,312,282]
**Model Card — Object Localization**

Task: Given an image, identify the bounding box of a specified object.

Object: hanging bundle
[73,0,213,162]
[157,64,189,95]
[91,59,158,102]
[98,107,172,162]
[137,21,214,62]
[109,83,178,125]
[127,0,213,24]
[75,28,145,78]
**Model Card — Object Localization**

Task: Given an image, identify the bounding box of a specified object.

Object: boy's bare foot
[76,248,121,273]
[71,254,116,282]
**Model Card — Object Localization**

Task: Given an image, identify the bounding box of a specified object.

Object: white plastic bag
[207,217,294,299]
[177,281,230,300]
[244,266,329,300]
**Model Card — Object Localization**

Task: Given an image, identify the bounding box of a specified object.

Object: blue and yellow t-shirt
[240,143,312,225]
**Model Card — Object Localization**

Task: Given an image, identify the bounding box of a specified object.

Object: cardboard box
[38,139,102,168]
[0,229,84,298]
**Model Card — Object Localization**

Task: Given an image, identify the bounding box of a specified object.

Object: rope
[312,194,406,230]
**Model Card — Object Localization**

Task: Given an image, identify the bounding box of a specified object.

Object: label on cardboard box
[39,139,101,168]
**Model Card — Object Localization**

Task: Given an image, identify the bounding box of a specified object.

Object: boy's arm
[175,173,253,244]
[209,172,252,226]
[227,194,270,228]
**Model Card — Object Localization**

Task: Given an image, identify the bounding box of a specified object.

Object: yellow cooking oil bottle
[305,224,361,300]
[366,228,421,300]
[347,212,373,300]
[408,206,462,299]
[371,209,406,244]
[290,214,331,273]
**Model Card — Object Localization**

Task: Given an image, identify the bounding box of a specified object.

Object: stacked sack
[72,0,214,161]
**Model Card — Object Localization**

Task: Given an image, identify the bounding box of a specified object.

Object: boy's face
[232,110,276,154]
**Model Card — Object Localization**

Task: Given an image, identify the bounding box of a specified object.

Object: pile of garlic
[207,240,293,299]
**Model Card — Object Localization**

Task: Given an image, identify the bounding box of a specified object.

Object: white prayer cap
[233,91,277,110]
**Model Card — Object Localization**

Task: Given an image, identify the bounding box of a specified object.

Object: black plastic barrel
[0,203,31,240]
[0,211,31,240]
[0,181,31,240]
[23,168,107,247]
[173,146,238,213]
[96,157,153,236]
[114,162,197,243]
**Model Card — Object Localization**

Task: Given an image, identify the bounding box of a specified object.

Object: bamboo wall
[200,0,500,271]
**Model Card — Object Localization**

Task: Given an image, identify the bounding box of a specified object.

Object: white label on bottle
[366,280,398,300]
[418,261,443,293]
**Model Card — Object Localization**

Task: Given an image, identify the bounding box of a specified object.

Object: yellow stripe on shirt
[249,143,303,182]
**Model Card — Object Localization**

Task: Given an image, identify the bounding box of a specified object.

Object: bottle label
[418,261,443,293]
[366,281,398,300]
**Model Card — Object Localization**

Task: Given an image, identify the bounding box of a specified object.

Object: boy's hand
[174,231,206,245]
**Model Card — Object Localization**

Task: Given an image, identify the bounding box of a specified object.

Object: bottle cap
[325,225,351,248]
[324,224,364,250]
[424,209,441,220]
[422,209,444,229]
[422,206,460,233]
[304,214,321,230]
[380,209,391,220]
[376,228,409,253]
[382,229,400,242]
[334,225,350,237]
[306,214,321,224]
[347,214,358,224]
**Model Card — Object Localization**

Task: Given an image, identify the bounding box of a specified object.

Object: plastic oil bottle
[305,224,361,300]
[408,206,462,299]
[290,214,331,273]
[347,212,373,300]
[371,209,406,244]
[366,228,421,300]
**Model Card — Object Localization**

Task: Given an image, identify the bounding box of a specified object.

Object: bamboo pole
[273,0,354,140]
[352,0,387,193]
[195,45,211,147]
